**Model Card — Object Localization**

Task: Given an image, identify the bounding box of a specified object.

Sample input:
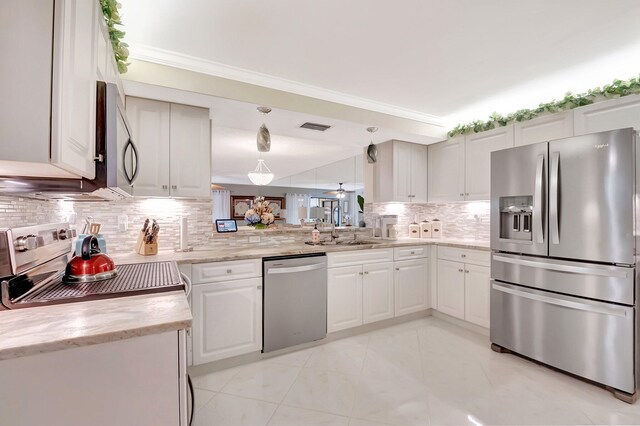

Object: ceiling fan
[323,183,348,199]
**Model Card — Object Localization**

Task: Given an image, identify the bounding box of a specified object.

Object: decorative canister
[431,219,442,239]
[420,220,432,239]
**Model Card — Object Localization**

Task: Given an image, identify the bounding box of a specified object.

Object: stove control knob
[15,236,27,251]
[15,235,37,251]
[58,229,68,240]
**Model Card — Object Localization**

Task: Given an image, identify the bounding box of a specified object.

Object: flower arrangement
[244,197,276,229]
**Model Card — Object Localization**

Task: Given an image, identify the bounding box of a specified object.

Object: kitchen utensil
[142,218,149,233]
[82,216,93,235]
[64,235,117,283]
[89,223,102,235]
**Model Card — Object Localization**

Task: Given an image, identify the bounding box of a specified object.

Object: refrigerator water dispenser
[499,196,533,241]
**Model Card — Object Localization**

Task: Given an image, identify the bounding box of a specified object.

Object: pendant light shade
[248,159,274,185]
[366,126,378,164]
[257,106,272,152]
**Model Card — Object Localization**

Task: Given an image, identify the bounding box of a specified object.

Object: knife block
[135,231,158,256]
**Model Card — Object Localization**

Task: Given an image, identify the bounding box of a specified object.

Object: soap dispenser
[311,224,321,244]
[409,215,420,239]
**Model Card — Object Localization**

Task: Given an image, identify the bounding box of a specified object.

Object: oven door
[491,280,635,394]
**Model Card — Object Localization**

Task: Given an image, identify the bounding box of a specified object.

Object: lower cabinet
[464,264,491,328]
[191,277,262,364]
[394,259,429,316]
[436,260,466,319]
[327,265,364,333]
[437,256,490,328]
[327,262,394,333]
[363,263,395,324]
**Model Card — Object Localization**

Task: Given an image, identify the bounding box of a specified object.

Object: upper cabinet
[367,140,428,203]
[126,97,211,198]
[514,111,574,146]
[428,126,513,202]
[50,0,98,179]
[574,94,640,135]
[464,126,514,200]
[428,136,465,202]
[0,0,123,179]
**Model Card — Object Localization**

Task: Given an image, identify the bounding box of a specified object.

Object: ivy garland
[99,0,129,73]
[448,74,640,138]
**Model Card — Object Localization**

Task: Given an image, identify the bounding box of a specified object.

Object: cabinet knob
[364,271,369,275]
[162,185,168,189]
[459,193,464,197]
[465,270,469,273]
[172,185,177,190]
[395,268,400,271]
[359,272,364,275]
[458,268,464,273]
[465,193,469,196]
[410,251,415,255]
[226,269,232,274]
[257,285,262,290]
[461,254,466,258]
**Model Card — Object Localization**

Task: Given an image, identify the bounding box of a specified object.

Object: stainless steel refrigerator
[490,127,639,403]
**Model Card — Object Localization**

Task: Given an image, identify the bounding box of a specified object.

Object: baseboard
[431,310,490,336]
[189,309,433,375]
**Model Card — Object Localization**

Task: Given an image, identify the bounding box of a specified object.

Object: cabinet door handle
[257,285,262,290]
[465,193,469,196]
[364,271,369,275]
[459,193,464,197]
[461,254,466,258]
[162,185,168,189]
[172,185,177,190]
[465,270,469,273]
[395,268,400,271]
[458,268,464,273]
[359,272,364,275]
[226,269,232,274]
[410,251,415,255]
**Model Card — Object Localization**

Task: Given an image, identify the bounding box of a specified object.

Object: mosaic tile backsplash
[0,196,488,254]
[364,201,490,240]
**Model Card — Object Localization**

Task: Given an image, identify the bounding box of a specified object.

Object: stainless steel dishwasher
[263,253,327,353]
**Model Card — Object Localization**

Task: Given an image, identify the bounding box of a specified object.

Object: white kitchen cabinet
[327,265,363,332]
[436,259,466,320]
[126,97,172,196]
[514,111,574,146]
[0,331,187,426]
[394,258,429,316]
[50,0,98,179]
[428,137,465,202]
[169,104,212,197]
[464,125,514,200]
[191,278,262,364]
[126,97,211,198]
[368,140,428,202]
[574,94,640,135]
[436,246,491,328]
[464,263,491,328]
[362,262,395,324]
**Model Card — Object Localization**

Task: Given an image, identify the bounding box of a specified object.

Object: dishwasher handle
[266,263,325,275]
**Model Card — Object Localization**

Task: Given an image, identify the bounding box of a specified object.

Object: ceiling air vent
[300,122,332,131]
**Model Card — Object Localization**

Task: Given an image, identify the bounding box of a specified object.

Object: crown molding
[128,43,444,127]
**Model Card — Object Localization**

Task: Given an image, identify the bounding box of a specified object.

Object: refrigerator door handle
[533,154,544,244]
[492,282,629,318]
[549,151,560,245]
[492,254,630,278]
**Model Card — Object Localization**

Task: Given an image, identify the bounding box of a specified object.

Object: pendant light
[366,127,378,164]
[248,159,274,186]
[256,106,272,152]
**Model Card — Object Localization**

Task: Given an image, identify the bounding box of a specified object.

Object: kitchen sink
[306,240,381,246]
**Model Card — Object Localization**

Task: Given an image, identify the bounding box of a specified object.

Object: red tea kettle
[64,235,118,283]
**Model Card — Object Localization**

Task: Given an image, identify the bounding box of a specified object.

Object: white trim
[128,43,445,127]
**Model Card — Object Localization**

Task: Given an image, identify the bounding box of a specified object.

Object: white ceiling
[120,0,640,126]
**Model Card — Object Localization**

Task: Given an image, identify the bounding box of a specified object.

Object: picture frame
[230,195,286,220]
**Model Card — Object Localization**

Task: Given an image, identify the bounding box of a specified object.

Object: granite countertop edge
[0,291,192,361]
[112,239,490,265]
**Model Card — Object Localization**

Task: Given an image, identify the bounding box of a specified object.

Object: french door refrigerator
[490,127,639,403]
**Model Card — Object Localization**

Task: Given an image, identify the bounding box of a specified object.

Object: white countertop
[0,291,191,361]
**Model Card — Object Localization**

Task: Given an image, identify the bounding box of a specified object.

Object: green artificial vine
[447,74,640,138]
[99,0,129,73]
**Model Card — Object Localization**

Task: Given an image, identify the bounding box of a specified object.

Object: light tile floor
[191,317,640,425]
